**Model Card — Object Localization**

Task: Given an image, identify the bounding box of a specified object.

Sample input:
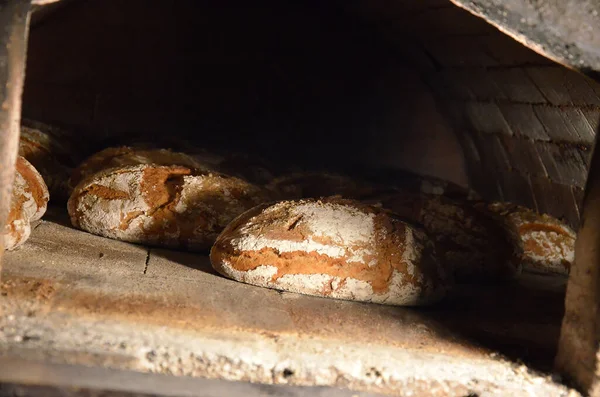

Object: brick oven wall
[21,0,596,227]
[21,0,468,185]
[343,0,599,227]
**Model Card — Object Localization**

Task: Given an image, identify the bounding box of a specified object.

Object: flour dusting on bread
[211,198,449,306]
[3,157,49,251]
[69,163,270,250]
[485,201,575,275]
[232,201,376,264]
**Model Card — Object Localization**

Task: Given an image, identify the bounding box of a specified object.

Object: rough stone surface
[5,207,149,277]
[498,104,550,141]
[488,69,546,103]
[0,377,388,397]
[0,210,581,396]
[465,102,512,136]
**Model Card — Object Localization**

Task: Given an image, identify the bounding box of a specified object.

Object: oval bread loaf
[68,164,270,250]
[69,146,207,191]
[484,202,575,275]
[19,123,76,202]
[71,146,276,189]
[3,156,50,250]
[363,191,522,282]
[210,198,449,306]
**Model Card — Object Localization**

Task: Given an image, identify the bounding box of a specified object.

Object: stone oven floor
[0,207,580,396]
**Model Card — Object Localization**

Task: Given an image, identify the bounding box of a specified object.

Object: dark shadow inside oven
[24,0,467,184]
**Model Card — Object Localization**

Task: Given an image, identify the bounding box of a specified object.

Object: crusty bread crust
[363,191,523,282]
[69,146,209,191]
[485,202,575,275]
[68,163,270,251]
[71,146,277,191]
[210,197,449,306]
[19,124,75,202]
[3,157,49,250]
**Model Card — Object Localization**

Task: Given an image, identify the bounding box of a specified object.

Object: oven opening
[0,0,597,396]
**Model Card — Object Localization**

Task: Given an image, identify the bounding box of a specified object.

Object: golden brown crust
[69,146,204,191]
[3,157,49,250]
[484,202,575,275]
[19,124,75,202]
[71,145,277,192]
[68,163,271,251]
[14,157,49,219]
[213,201,403,292]
[211,198,449,306]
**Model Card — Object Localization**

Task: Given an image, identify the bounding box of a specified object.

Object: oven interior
[0,0,597,395]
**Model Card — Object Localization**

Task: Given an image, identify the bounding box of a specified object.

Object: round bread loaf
[69,146,208,191]
[363,190,522,282]
[19,122,76,202]
[4,156,50,250]
[484,202,575,275]
[267,172,375,200]
[210,198,449,306]
[71,146,276,189]
[68,164,270,251]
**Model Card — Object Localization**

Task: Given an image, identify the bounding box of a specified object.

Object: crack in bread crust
[68,163,270,251]
[19,125,75,201]
[4,157,49,251]
[210,198,448,306]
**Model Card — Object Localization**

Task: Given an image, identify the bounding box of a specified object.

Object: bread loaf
[484,202,575,275]
[267,172,375,200]
[68,163,270,251]
[19,122,76,202]
[69,146,207,191]
[210,198,449,306]
[3,157,50,250]
[71,146,275,189]
[363,190,522,282]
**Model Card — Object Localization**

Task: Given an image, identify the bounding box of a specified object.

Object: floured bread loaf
[68,163,270,250]
[71,146,276,189]
[211,198,449,306]
[19,121,77,202]
[69,146,206,191]
[484,202,575,275]
[267,172,375,200]
[363,191,522,282]
[3,157,50,250]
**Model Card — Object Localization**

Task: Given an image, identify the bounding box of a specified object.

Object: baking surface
[0,357,388,397]
[0,207,578,396]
